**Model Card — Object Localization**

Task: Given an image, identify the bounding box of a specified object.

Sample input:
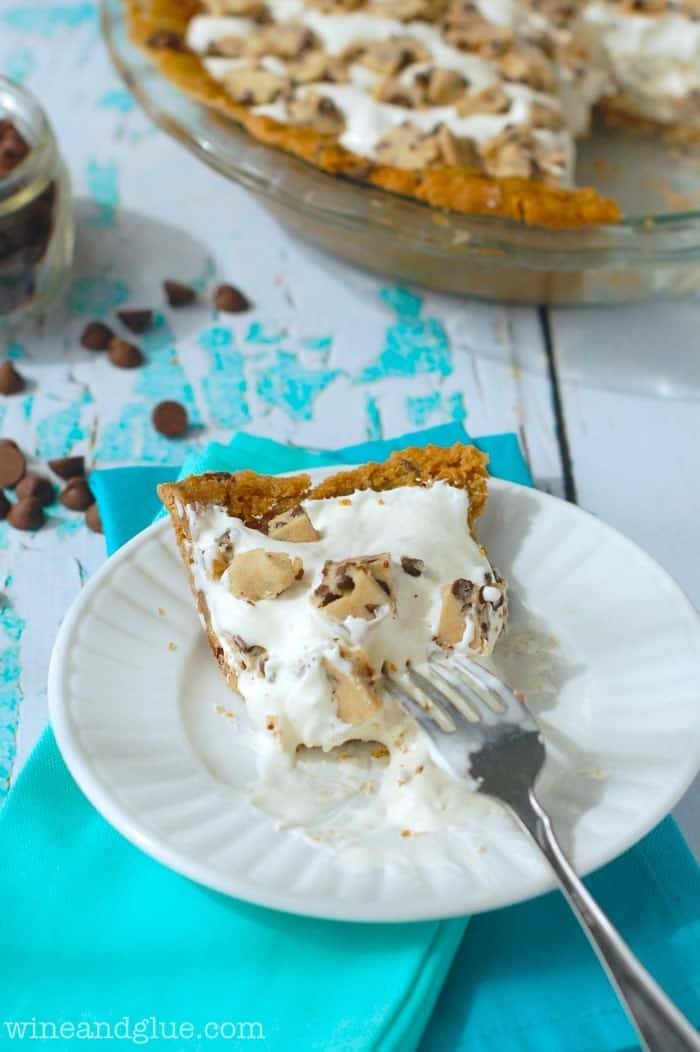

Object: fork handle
[511,790,700,1052]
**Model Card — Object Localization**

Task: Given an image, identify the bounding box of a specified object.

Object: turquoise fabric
[1,426,697,1051]
[0,425,527,1052]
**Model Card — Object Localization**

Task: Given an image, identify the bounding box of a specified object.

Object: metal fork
[384,656,700,1052]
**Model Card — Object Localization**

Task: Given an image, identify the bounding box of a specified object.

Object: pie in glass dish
[126,0,699,227]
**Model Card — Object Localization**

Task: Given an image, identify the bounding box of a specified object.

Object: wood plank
[549,300,700,856]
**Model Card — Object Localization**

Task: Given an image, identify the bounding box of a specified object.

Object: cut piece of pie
[159,443,507,753]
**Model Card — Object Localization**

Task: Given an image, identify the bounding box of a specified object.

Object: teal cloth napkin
[0,424,526,1052]
[1,425,697,1051]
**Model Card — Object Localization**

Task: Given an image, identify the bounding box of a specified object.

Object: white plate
[49,473,700,921]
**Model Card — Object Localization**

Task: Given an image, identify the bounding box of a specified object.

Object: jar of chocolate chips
[0,77,73,318]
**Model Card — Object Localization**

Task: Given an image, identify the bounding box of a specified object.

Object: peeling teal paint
[191,256,216,293]
[365,395,382,441]
[56,516,85,540]
[96,316,205,464]
[68,276,130,316]
[358,287,452,383]
[85,159,120,226]
[0,585,25,800]
[379,286,422,318]
[36,393,91,459]
[245,322,285,346]
[2,4,96,35]
[98,89,134,113]
[406,392,442,427]
[2,49,35,83]
[199,327,250,429]
[255,350,340,421]
[447,391,467,424]
[6,341,26,360]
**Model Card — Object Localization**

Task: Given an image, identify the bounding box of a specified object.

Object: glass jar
[0,77,74,320]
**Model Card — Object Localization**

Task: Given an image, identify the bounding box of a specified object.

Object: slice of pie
[159,443,507,754]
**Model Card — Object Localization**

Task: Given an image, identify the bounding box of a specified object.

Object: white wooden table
[1,2,698,856]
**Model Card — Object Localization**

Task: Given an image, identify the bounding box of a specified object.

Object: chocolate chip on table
[0,440,25,488]
[59,476,94,512]
[214,284,251,313]
[400,556,425,577]
[118,308,152,334]
[163,280,196,308]
[49,455,85,480]
[80,320,114,351]
[146,29,187,51]
[152,400,188,438]
[107,337,144,369]
[0,118,30,176]
[0,360,26,395]
[85,502,103,534]
[8,496,45,532]
[16,473,53,506]
[0,491,9,520]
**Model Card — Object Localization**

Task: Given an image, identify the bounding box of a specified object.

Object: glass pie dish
[102,0,700,305]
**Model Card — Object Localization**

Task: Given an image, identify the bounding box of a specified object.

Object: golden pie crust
[125,0,622,227]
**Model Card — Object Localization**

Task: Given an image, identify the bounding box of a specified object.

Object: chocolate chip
[214,284,251,313]
[152,400,188,437]
[0,491,9,520]
[146,29,187,51]
[336,574,355,592]
[118,309,153,334]
[80,321,114,351]
[163,280,196,307]
[85,502,103,534]
[16,474,53,506]
[59,477,94,511]
[0,361,26,395]
[8,496,45,531]
[400,556,424,577]
[0,118,30,176]
[0,442,25,488]
[49,455,85,480]
[108,337,144,369]
[452,578,473,601]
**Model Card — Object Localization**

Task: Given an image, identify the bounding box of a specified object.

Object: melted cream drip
[578,3,700,122]
[187,483,508,836]
[187,2,579,180]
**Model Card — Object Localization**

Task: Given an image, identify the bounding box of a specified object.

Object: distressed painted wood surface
[0,2,697,856]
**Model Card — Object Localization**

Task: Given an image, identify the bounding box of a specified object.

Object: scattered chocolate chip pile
[214,284,251,314]
[8,496,45,532]
[152,400,188,438]
[80,321,114,351]
[16,473,53,506]
[0,117,56,316]
[117,308,152,334]
[59,476,93,511]
[0,435,101,534]
[108,337,144,369]
[164,279,196,308]
[0,439,26,488]
[0,360,26,395]
[85,501,102,534]
[49,455,84,480]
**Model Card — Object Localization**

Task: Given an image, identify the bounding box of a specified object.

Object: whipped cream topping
[186,483,507,833]
[578,3,700,122]
[187,4,578,181]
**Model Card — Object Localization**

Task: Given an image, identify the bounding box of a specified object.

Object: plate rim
[48,474,700,922]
